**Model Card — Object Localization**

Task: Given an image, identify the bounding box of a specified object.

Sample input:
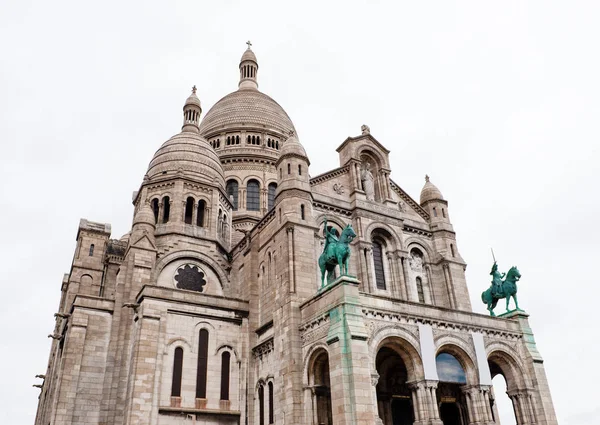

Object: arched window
[185,197,194,224]
[236,135,240,144]
[416,277,425,303]
[287,163,291,174]
[268,381,274,424]
[227,180,239,211]
[298,164,302,175]
[268,183,277,210]
[436,353,466,383]
[279,168,282,178]
[372,241,386,290]
[247,135,251,144]
[196,329,209,399]
[257,136,261,144]
[433,207,438,217]
[258,384,265,425]
[171,347,183,397]
[162,196,170,223]
[247,180,260,211]
[220,351,230,400]
[276,141,279,149]
[450,244,455,257]
[89,244,94,256]
[252,135,256,144]
[442,208,446,218]
[197,200,205,227]
[151,199,159,223]
[300,204,305,220]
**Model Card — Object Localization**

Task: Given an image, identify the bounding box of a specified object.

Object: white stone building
[34,45,557,425]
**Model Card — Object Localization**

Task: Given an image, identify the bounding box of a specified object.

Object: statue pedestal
[498,309,528,318]
[320,274,359,291]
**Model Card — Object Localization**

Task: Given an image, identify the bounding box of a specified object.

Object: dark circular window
[174,264,206,292]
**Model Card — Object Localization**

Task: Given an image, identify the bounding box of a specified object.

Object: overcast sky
[1,1,598,424]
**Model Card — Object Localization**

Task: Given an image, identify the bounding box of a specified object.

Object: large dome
[199,89,296,138]
[147,132,225,188]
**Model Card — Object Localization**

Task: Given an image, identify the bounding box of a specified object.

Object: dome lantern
[182,85,202,133]
[239,41,259,90]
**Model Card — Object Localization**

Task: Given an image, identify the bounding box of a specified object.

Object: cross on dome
[246,40,252,49]
[192,85,197,94]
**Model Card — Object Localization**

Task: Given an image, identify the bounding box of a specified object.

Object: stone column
[191,202,197,225]
[401,256,417,302]
[395,253,408,300]
[371,372,384,425]
[425,265,436,305]
[287,227,295,293]
[364,246,374,293]
[442,264,457,309]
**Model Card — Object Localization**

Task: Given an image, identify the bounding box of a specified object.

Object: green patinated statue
[318,217,357,287]
[481,262,522,316]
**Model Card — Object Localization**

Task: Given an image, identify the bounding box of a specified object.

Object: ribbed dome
[134,203,156,227]
[147,132,225,188]
[420,175,444,204]
[280,133,307,159]
[185,89,201,108]
[199,89,296,138]
[240,48,257,63]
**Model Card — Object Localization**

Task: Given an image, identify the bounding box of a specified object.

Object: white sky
[1,1,598,424]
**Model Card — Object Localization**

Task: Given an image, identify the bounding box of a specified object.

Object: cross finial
[192,85,197,94]
[425,174,430,183]
[246,40,252,49]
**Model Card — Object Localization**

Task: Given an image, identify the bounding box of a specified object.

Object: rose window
[174,264,207,292]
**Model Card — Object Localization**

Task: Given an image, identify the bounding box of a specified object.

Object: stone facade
[34,46,557,425]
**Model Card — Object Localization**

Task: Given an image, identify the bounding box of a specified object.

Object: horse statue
[481,264,522,316]
[318,219,357,287]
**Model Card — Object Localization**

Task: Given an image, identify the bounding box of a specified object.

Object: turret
[420,174,452,229]
[275,131,312,222]
[182,86,201,133]
[238,41,258,90]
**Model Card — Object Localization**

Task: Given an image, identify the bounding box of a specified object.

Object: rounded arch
[192,321,215,353]
[80,273,93,284]
[154,250,230,288]
[369,326,424,381]
[404,238,435,261]
[215,343,240,362]
[241,174,264,186]
[315,214,346,232]
[486,342,529,391]
[164,337,193,354]
[435,338,479,385]
[364,222,402,250]
[303,342,330,386]
[358,147,386,170]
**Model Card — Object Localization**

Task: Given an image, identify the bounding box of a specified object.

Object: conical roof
[420,175,445,204]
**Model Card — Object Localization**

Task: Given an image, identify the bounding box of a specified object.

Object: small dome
[420,175,444,204]
[119,231,131,243]
[134,203,156,227]
[185,86,201,108]
[280,132,307,159]
[199,89,296,138]
[240,47,257,63]
[146,132,225,188]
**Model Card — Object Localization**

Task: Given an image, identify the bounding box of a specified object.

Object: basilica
[34,45,557,425]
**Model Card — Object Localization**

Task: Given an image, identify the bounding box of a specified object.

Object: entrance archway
[308,349,333,425]
[436,352,468,425]
[376,347,414,425]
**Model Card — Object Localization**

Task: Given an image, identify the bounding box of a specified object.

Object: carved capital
[371,372,380,387]
[286,226,294,234]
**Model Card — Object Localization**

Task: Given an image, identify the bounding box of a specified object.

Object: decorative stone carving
[361,124,370,135]
[361,162,375,201]
[333,183,345,195]
[409,250,423,272]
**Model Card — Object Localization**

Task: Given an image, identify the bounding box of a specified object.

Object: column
[287,227,295,293]
[386,252,398,297]
[425,265,436,305]
[191,202,197,226]
[364,246,374,293]
[371,372,384,425]
[395,253,408,300]
[442,264,456,309]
